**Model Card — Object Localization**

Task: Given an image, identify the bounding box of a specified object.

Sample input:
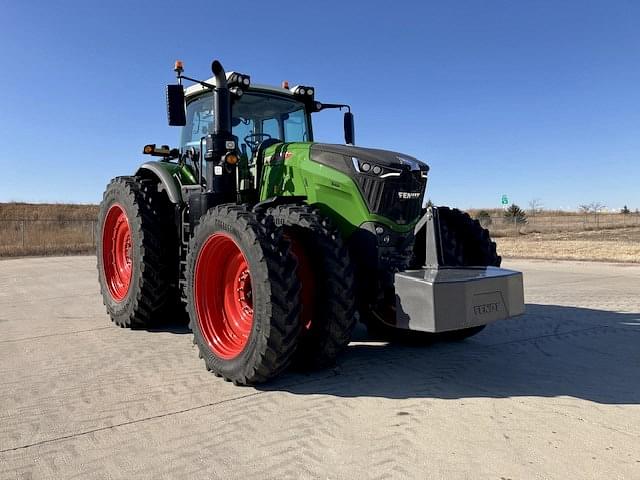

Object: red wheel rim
[194,233,254,359]
[102,204,133,301]
[287,233,315,330]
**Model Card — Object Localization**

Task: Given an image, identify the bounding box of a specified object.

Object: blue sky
[1,0,638,211]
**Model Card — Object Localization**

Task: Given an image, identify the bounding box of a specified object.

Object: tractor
[97,59,524,385]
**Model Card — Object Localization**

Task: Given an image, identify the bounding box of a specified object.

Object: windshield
[181,92,311,155]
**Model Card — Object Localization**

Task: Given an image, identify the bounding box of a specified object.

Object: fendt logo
[473,302,500,316]
[397,192,421,200]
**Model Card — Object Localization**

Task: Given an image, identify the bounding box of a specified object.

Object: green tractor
[97,59,524,384]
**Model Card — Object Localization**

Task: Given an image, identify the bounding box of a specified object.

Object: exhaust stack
[211,60,232,136]
[201,59,237,208]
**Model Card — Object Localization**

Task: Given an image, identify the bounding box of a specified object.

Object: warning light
[225,153,239,165]
[174,60,184,73]
[281,80,289,89]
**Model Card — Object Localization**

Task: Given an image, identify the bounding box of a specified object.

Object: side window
[181,95,214,148]
[284,109,307,141]
[232,118,255,157]
[181,93,310,148]
[191,110,213,141]
[262,118,280,139]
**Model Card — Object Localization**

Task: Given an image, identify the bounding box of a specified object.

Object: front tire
[435,207,502,267]
[186,205,302,385]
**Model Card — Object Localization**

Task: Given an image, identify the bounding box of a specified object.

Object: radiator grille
[355,171,426,224]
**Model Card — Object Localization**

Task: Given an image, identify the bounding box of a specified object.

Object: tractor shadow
[139,316,192,334]
[144,324,191,334]
[261,304,640,405]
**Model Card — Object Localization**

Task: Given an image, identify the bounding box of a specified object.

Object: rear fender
[136,162,183,204]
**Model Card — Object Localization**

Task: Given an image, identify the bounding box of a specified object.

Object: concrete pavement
[0,256,639,479]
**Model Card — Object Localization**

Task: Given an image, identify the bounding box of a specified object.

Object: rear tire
[97,176,182,328]
[186,205,302,385]
[265,205,357,370]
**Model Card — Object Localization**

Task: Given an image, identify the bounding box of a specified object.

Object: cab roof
[184,77,295,99]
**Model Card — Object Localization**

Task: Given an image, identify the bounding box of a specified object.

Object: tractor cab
[169,67,354,207]
[180,87,313,155]
[177,86,315,201]
[164,62,353,194]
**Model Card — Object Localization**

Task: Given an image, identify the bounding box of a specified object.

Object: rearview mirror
[166,84,186,126]
[344,111,355,145]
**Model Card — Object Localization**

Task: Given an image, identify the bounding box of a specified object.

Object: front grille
[355,171,426,224]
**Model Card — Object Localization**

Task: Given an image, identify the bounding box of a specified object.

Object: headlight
[291,85,315,98]
[227,71,251,89]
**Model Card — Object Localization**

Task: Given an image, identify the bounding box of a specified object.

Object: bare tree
[578,202,606,228]
[528,198,543,217]
[578,202,606,213]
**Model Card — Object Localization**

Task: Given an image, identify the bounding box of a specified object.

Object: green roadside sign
[501,194,509,205]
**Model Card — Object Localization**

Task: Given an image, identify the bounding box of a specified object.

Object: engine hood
[308,143,429,226]
[310,143,429,173]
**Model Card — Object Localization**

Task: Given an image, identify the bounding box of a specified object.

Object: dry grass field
[0,202,99,220]
[467,208,640,236]
[495,227,640,263]
[467,208,640,263]
[0,203,98,257]
[0,203,638,263]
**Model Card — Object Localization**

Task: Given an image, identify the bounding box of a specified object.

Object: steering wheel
[244,133,272,153]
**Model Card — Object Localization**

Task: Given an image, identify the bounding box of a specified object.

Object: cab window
[181,91,310,153]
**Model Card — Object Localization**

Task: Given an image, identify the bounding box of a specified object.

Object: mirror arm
[177,74,216,91]
[315,102,351,113]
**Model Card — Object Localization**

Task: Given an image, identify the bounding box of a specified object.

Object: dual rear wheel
[186,205,301,384]
[185,204,356,384]
[97,176,183,328]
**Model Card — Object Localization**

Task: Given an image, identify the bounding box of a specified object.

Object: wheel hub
[102,204,133,301]
[194,233,254,359]
[237,269,253,315]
